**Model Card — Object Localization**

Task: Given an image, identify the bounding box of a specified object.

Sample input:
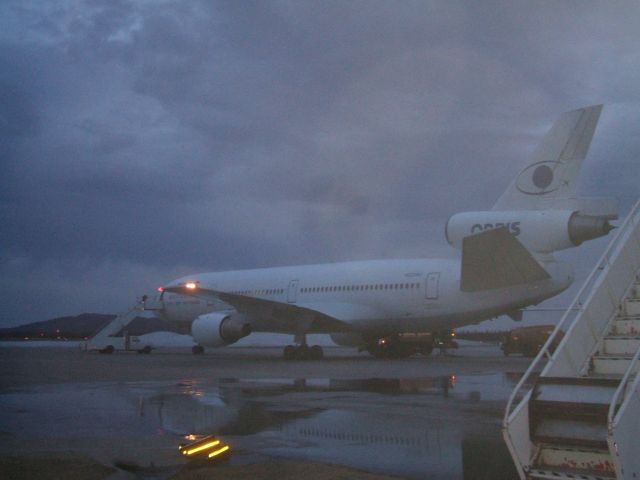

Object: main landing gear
[283,334,323,360]
[192,345,205,355]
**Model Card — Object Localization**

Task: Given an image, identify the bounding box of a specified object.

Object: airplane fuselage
[161,257,573,335]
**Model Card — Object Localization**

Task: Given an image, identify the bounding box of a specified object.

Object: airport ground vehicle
[500,325,562,357]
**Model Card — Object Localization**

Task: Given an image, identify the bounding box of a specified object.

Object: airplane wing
[460,227,551,292]
[163,285,355,333]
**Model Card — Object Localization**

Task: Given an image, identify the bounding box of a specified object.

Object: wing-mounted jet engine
[190,312,251,354]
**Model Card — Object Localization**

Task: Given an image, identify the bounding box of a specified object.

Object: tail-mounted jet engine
[445,210,615,254]
[191,312,251,348]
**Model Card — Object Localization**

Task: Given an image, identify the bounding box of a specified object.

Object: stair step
[530,378,615,451]
[592,354,637,375]
[534,378,618,404]
[536,445,614,474]
[623,298,640,315]
[528,466,616,480]
[612,317,640,335]
[533,419,608,449]
[602,335,640,355]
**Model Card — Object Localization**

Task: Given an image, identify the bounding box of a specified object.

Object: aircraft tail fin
[492,105,603,212]
[460,227,550,292]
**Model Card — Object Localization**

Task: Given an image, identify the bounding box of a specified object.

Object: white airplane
[152,105,617,359]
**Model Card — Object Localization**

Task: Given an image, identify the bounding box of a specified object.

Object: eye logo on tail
[515,161,562,196]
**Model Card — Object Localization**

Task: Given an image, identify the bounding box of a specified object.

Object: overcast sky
[1,1,639,329]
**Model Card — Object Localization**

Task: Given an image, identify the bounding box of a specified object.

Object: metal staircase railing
[607,335,640,478]
[503,198,640,479]
[86,302,144,350]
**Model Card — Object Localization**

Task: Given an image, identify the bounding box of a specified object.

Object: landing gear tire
[295,344,310,360]
[99,345,114,354]
[310,345,324,360]
[138,345,152,354]
[419,344,434,356]
[283,345,296,360]
[283,344,324,360]
[192,345,204,355]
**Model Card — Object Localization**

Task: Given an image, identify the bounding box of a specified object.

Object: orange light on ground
[182,440,220,456]
[178,435,231,461]
[208,445,230,458]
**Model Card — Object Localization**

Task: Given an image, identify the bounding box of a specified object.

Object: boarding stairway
[504,199,640,480]
[85,294,164,352]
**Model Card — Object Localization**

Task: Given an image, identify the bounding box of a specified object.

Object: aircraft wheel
[192,345,204,355]
[138,345,152,354]
[99,345,114,354]
[420,344,434,356]
[283,345,296,360]
[295,344,310,360]
[310,345,324,360]
[366,345,389,359]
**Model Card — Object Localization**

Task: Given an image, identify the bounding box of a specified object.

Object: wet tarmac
[0,343,535,479]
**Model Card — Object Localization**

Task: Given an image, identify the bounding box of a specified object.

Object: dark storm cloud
[1,0,639,325]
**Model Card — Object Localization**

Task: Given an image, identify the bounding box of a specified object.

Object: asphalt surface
[0,343,534,479]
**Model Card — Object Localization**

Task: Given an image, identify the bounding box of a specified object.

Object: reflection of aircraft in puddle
[271,409,516,479]
[329,377,457,396]
[323,373,526,402]
[133,377,518,478]
[274,410,462,478]
[133,373,530,439]
[148,388,238,435]
[142,380,318,437]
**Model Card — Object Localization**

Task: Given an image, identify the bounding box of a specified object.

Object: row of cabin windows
[301,282,420,294]
[229,282,421,297]
[230,288,284,296]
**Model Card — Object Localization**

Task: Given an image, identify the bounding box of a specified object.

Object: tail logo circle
[516,161,561,195]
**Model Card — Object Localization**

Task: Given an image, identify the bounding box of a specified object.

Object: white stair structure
[504,199,640,480]
[86,297,159,352]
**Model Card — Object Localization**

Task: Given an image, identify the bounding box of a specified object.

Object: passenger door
[425,272,440,300]
[287,280,299,303]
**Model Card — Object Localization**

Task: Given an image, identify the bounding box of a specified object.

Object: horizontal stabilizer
[460,227,550,292]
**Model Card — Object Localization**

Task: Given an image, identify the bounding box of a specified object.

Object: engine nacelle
[445,210,614,253]
[191,312,251,347]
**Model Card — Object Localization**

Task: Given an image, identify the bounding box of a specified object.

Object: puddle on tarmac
[0,372,529,479]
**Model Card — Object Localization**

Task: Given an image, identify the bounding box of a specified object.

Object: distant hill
[0,313,184,340]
